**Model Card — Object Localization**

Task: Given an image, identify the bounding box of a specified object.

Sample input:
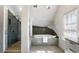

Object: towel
[43,36,48,43]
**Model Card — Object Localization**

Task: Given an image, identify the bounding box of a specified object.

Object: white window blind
[64,9,78,42]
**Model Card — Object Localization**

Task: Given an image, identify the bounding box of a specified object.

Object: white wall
[21,6,30,53]
[3,6,8,52]
[0,6,4,52]
[31,5,57,27]
[29,7,32,37]
[49,5,78,50]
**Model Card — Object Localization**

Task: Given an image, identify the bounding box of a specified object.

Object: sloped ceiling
[7,5,21,19]
[30,5,58,27]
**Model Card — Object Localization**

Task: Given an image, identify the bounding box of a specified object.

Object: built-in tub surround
[32,26,58,46]
[31,34,58,46]
[33,35,56,39]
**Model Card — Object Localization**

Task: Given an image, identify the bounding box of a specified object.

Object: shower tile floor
[30,46,64,53]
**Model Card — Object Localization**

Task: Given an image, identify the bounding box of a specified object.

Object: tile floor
[5,41,21,53]
[30,46,64,53]
[4,41,64,53]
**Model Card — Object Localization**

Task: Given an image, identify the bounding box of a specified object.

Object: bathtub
[31,34,58,46]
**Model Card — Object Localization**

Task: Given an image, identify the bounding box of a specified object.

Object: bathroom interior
[29,5,79,53]
[0,5,79,53]
[29,5,64,53]
[4,5,64,53]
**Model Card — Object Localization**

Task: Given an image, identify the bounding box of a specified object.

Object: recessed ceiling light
[46,5,53,9]
[19,7,22,11]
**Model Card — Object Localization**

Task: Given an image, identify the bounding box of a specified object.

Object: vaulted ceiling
[30,5,58,27]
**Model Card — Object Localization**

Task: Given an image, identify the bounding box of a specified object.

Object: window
[64,9,78,42]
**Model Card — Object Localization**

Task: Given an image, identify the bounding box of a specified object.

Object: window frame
[63,8,78,42]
